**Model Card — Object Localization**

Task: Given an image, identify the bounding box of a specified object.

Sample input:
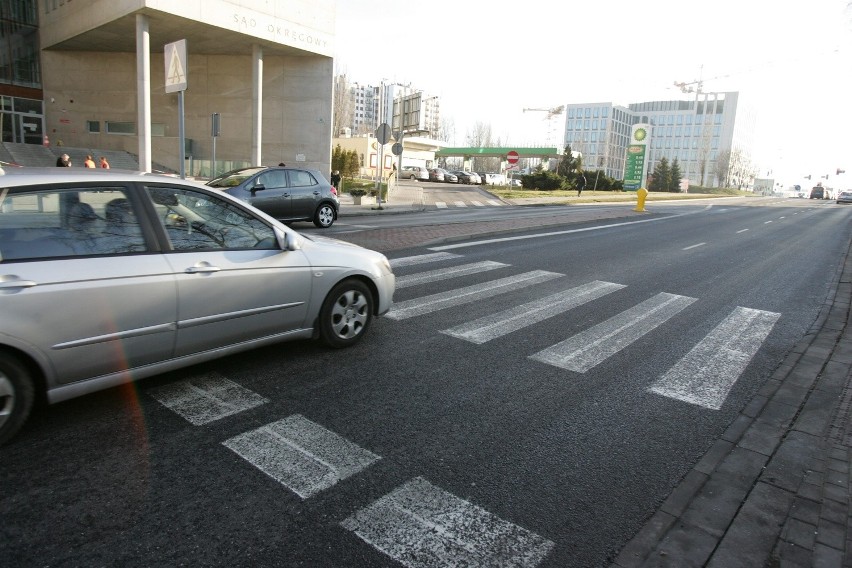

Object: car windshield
[207,167,268,188]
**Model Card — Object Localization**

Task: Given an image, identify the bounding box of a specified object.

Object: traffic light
[805,175,811,180]
[838,168,846,175]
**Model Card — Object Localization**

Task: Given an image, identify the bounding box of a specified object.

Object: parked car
[206,166,339,227]
[428,168,445,182]
[432,168,458,183]
[401,166,430,181]
[479,173,507,185]
[837,190,852,204]
[451,171,481,184]
[0,167,395,445]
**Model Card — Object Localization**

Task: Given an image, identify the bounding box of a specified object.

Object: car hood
[297,232,391,274]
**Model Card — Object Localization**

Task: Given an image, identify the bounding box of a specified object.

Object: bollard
[634,187,648,212]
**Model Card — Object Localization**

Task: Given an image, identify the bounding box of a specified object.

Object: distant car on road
[0,167,395,445]
[837,190,852,204]
[207,166,339,227]
[401,166,429,181]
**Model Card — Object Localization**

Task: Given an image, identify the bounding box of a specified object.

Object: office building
[1,0,335,175]
[564,92,756,188]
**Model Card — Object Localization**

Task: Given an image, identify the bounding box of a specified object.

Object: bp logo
[634,128,647,142]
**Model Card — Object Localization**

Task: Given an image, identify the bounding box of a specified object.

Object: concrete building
[564,92,756,189]
[1,0,336,175]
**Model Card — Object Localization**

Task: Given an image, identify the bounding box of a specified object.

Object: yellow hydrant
[634,187,649,212]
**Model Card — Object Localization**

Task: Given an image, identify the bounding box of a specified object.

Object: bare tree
[714,149,731,187]
[439,117,456,145]
[332,74,352,138]
[466,121,498,171]
[697,117,714,187]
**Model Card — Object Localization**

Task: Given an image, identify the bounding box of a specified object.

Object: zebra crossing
[390,251,780,408]
[145,250,781,567]
[434,198,503,209]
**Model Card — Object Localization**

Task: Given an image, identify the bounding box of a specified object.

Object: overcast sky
[334,0,852,186]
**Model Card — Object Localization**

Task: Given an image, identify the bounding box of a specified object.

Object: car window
[288,170,318,188]
[0,186,146,262]
[257,170,287,189]
[145,185,278,251]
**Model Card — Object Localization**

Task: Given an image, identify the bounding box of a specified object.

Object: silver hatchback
[0,168,395,445]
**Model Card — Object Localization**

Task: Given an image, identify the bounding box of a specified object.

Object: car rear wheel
[319,279,373,348]
[313,203,336,228]
[0,352,35,446]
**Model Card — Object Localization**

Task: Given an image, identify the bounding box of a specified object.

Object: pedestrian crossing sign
[164,39,187,93]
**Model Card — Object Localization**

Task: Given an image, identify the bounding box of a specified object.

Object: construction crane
[522,105,565,147]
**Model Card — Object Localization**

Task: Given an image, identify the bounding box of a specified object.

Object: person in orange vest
[99,156,110,169]
[84,155,96,168]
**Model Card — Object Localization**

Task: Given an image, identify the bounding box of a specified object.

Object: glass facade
[0,1,40,88]
[0,0,43,145]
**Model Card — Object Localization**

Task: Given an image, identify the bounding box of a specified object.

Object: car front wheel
[313,203,336,228]
[0,352,35,446]
[319,279,374,348]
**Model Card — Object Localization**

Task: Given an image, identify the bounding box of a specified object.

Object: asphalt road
[1,199,849,567]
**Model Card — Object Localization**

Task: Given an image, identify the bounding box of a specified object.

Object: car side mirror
[252,184,266,193]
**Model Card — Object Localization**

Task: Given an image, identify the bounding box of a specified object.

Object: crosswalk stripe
[436,201,448,208]
[390,252,462,268]
[386,270,563,320]
[529,292,697,372]
[442,280,626,344]
[486,199,502,206]
[454,201,467,207]
[647,307,781,409]
[223,415,381,499]
[148,373,268,425]
[471,200,485,207]
[341,477,555,567]
[396,261,509,289]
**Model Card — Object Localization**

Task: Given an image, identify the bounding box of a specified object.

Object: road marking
[428,212,693,251]
[471,200,485,207]
[764,220,773,224]
[779,216,786,219]
[736,229,749,233]
[223,414,380,499]
[648,307,780,410]
[390,252,462,268]
[341,477,555,568]
[386,270,563,320]
[396,261,509,289]
[436,201,448,208]
[530,292,697,372]
[454,201,467,208]
[682,243,706,250]
[486,199,503,206]
[442,280,626,344]
[148,374,267,425]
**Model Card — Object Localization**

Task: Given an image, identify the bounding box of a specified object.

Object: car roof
[0,166,207,189]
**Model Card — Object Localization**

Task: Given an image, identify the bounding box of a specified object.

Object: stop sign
[507,150,519,164]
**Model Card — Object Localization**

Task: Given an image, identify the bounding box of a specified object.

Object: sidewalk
[338,183,852,566]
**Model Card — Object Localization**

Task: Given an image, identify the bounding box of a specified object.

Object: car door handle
[0,277,37,290]
[184,262,221,274]
[313,191,321,195]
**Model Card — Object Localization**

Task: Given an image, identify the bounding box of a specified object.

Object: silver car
[0,167,395,445]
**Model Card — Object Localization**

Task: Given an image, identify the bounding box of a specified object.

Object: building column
[252,44,263,166]
[135,14,151,172]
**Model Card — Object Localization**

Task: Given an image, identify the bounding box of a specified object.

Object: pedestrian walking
[56,154,71,167]
[330,170,341,188]
[99,156,110,169]
[84,155,96,168]
[577,173,587,197]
